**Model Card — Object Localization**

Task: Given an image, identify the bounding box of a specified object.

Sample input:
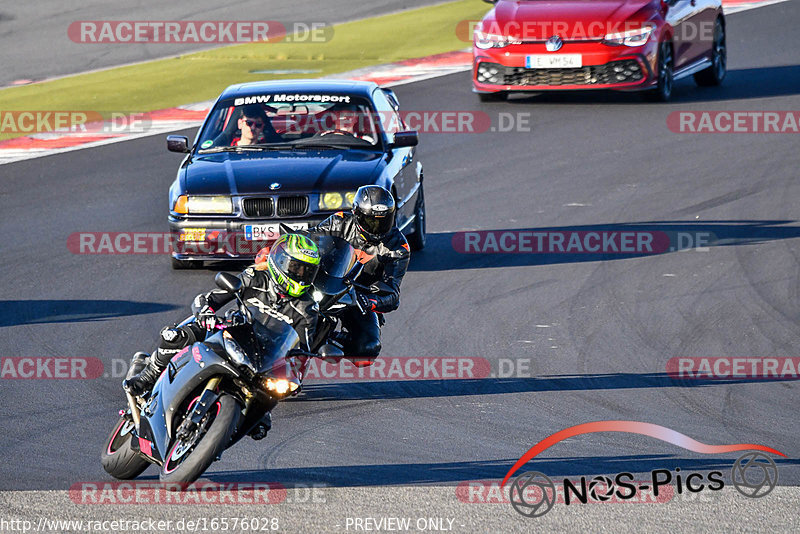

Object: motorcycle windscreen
[312,235,356,294]
[248,311,300,374]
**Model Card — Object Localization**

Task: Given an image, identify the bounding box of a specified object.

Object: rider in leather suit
[123,233,321,399]
[309,185,410,364]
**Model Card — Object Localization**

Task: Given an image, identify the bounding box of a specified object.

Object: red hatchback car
[473,0,726,101]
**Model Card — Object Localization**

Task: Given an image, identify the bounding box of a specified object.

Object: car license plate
[526,54,582,69]
[244,222,308,241]
[179,228,206,242]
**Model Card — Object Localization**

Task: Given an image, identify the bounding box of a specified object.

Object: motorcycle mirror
[318,344,345,359]
[215,272,242,293]
[344,262,364,284]
[279,223,310,237]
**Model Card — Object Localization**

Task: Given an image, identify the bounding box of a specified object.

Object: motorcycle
[100,234,385,486]
[307,234,393,352]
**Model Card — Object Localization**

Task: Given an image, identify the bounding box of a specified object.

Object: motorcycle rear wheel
[101,415,150,479]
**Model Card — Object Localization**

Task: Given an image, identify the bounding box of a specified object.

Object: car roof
[218,79,380,100]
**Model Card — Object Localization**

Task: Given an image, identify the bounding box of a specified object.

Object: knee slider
[159,327,186,348]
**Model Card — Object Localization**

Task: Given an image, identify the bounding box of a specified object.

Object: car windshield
[196,93,382,151]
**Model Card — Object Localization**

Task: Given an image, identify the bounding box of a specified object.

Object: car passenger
[231,105,280,146]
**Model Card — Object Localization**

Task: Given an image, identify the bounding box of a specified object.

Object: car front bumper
[168,216,328,261]
[473,40,658,93]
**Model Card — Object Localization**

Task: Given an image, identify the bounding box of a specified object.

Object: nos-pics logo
[502,421,783,518]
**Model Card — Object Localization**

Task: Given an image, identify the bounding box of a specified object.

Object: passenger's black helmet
[352,185,396,242]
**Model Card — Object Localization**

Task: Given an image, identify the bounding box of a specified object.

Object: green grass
[0,0,486,140]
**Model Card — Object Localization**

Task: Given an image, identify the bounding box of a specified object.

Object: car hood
[485,0,657,40]
[184,149,385,196]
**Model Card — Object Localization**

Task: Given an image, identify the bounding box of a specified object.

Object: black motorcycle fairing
[150,342,241,458]
[313,236,358,296]
[131,348,197,463]
[247,312,301,375]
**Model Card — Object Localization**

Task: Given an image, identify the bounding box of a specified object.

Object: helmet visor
[272,248,319,286]
[357,212,394,238]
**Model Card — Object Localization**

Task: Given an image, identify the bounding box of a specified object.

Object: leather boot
[123,356,166,397]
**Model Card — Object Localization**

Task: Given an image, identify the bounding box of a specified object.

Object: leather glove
[192,295,218,329]
[356,291,377,313]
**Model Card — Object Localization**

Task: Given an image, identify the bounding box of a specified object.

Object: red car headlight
[474,30,520,50]
[603,25,655,47]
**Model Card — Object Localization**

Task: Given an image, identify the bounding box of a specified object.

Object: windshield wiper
[289,142,353,150]
[198,145,267,153]
[198,143,299,153]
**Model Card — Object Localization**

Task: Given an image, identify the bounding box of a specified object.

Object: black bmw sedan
[165,80,425,269]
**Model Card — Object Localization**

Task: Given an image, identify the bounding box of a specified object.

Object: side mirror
[215,272,242,293]
[167,135,190,153]
[391,131,419,148]
[318,343,345,360]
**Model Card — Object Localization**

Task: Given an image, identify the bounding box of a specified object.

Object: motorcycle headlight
[603,26,654,47]
[185,196,233,214]
[264,377,300,397]
[474,31,514,50]
[223,330,254,370]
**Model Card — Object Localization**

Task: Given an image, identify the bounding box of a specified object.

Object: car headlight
[474,31,517,50]
[178,196,233,214]
[603,26,654,47]
[318,191,357,210]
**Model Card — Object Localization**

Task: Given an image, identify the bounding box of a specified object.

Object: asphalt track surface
[2,2,800,532]
[0,0,445,86]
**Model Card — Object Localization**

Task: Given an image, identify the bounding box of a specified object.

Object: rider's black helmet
[352,185,396,243]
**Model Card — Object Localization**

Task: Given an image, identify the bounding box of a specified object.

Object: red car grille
[480,60,644,86]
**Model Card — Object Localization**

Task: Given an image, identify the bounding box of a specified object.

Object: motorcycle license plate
[244,222,308,241]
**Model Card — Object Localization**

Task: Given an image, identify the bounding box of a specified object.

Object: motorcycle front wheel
[159,394,241,487]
